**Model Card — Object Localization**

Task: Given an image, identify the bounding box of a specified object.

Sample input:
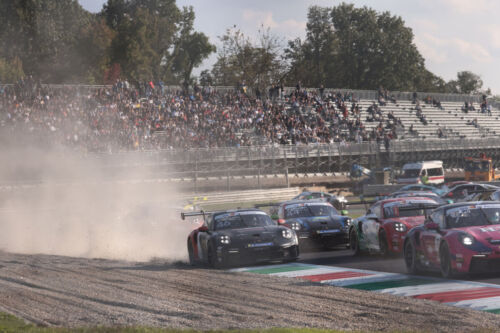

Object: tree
[455,71,483,94]
[284,3,445,92]
[211,27,285,90]
[0,0,95,82]
[164,6,215,85]
[199,70,213,86]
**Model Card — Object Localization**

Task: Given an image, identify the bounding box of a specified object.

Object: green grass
[0,312,350,332]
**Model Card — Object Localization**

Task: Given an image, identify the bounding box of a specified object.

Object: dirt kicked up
[0,251,499,331]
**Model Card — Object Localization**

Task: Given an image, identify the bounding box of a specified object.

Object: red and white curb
[231,263,500,314]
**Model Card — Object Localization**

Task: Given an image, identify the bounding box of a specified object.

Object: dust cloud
[0,139,194,262]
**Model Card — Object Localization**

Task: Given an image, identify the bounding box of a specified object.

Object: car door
[198,217,214,260]
[420,209,444,266]
[362,203,382,250]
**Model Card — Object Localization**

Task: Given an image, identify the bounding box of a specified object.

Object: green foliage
[211,27,285,90]
[0,57,24,83]
[0,312,347,332]
[0,0,214,84]
[450,71,484,94]
[284,3,448,92]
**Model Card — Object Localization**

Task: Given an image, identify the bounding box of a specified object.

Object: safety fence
[0,83,481,103]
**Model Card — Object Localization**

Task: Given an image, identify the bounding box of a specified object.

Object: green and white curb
[231,263,500,314]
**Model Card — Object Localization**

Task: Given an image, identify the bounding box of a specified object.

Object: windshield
[285,204,339,218]
[394,193,446,205]
[445,205,500,228]
[383,201,436,218]
[214,213,276,230]
[465,160,490,172]
[403,169,420,178]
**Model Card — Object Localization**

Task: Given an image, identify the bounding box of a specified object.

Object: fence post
[258,168,261,189]
[194,153,198,193]
[285,167,289,188]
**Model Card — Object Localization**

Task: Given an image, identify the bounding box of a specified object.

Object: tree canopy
[0,1,488,95]
[0,0,215,84]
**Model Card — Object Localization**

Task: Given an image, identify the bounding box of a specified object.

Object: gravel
[0,251,499,331]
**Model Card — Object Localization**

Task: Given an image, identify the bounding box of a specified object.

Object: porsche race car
[276,200,351,249]
[182,209,299,268]
[350,197,439,256]
[404,201,500,277]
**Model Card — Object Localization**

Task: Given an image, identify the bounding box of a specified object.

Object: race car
[276,200,351,249]
[349,197,439,256]
[388,191,452,205]
[182,209,299,268]
[292,191,349,212]
[404,201,500,277]
[398,184,446,196]
[441,183,499,202]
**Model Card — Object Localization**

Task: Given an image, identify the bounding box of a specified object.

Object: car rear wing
[397,204,440,218]
[180,210,216,221]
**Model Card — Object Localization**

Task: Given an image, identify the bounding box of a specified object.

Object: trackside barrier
[182,187,301,206]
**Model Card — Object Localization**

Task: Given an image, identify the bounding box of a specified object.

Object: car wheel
[404,240,420,274]
[350,228,361,256]
[285,245,299,262]
[187,239,196,266]
[208,244,223,269]
[440,242,454,278]
[379,230,389,256]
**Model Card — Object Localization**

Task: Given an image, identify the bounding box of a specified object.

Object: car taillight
[277,219,286,224]
[447,192,453,197]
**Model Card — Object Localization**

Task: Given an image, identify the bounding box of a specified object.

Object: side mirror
[340,210,349,216]
[425,221,439,230]
[198,225,209,232]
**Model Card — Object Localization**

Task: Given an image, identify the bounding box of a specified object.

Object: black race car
[276,200,351,249]
[293,191,349,212]
[182,209,299,268]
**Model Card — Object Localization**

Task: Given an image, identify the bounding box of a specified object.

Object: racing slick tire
[379,230,389,256]
[440,242,454,278]
[404,240,420,274]
[284,245,300,262]
[207,244,224,269]
[350,228,362,256]
[187,239,196,266]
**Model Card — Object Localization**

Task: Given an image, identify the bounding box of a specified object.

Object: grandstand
[1,82,499,152]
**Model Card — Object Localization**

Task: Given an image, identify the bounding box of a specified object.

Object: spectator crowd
[0,77,402,152]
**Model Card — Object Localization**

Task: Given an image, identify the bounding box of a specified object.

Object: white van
[397,161,445,185]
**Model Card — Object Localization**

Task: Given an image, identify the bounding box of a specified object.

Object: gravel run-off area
[0,252,500,332]
[0,251,499,331]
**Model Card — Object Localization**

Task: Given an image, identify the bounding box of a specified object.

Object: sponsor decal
[247,242,273,248]
[316,229,340,234]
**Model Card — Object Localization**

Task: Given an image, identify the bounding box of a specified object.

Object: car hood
[226,226,278,242]
[290,216,344,230]
[456,225,500,241]
[391,216,426,228]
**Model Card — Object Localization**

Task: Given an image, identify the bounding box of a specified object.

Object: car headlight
[393,222,407,233]
[290,222,301,231]
[460,234,474,246]
[282,229,293,239]
[344,218,352,227]
[219,235,230,244]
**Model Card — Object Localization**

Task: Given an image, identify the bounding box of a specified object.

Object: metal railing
[0,83,481,103]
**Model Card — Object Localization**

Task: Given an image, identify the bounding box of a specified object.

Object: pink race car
[404,201,500,277]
